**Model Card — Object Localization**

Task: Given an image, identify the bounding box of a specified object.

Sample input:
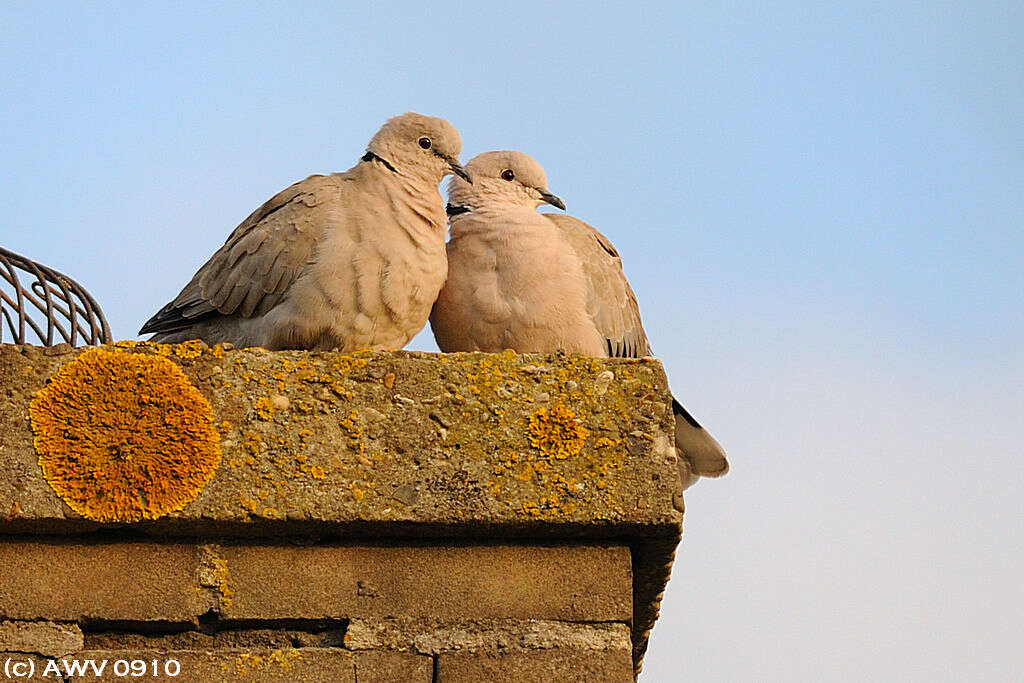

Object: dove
[140,112,469,352]
[430,150,727,490]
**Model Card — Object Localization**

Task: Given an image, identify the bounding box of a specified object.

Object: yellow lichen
[242,433,265,456]
[228,454,256,469]
[232,650,301,676]
[526,403,589,460]
[111,339,223,362]
[340,408,366,456]
[447,351,639,519]
[521,501,541,517]
[239,496,261,515]
[252,396,274,421]
[29,347,222,522]
[171,339,206,359]
[211,557,233,611]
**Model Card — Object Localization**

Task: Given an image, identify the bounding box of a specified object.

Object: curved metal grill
[0,245,112,346]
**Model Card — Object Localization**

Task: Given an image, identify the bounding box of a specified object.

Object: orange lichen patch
[526,403,589,460]
[29,347,222,522]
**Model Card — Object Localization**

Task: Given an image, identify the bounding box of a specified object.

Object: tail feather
[672,397,728,490]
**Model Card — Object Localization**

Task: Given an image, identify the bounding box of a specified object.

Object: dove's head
[447,151,565,216]
[366,113,470,184]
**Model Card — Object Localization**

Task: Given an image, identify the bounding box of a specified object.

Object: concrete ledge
[0,343,686,676]
[0,344,681,533]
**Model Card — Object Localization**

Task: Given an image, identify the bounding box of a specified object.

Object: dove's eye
[501,170,515,181]
[418,137,432,149]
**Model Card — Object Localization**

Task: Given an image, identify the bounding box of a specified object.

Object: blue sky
[2,2,1022,680]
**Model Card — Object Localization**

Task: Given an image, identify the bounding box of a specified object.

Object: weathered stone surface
[0,343,687,675]
[0,344,681,534]
[414,620,631,655]
[437,649,634,682]
[0,648,427,682]
[0,541,206,622]
[354,651,432,682]
[345,618,631,655]
[216,545,631,622]
[0,620,83,657]
[70,648,353,681]
[0,542,629,624]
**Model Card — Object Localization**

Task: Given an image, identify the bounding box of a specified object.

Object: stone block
[437,649,634,682]
[217,544,631,622]
[0,620,82,657]
[354,651,432,682]
[344,617,631,655]
[67,648,353,682]
[0,542,205,622]
[0,344,689,674]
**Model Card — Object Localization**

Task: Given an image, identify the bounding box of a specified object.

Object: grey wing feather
[140,174,334,335]
[544,214,651,358]
[544,216,729,485]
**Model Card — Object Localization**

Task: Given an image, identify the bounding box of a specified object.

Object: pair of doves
[140,113,728,490]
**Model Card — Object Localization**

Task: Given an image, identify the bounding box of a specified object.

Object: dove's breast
[269,176,448,351]
[432,212,604,355]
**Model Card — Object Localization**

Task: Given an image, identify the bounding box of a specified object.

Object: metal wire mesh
[0,246,112,346]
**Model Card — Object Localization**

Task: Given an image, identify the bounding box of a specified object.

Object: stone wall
[0,343,685,682]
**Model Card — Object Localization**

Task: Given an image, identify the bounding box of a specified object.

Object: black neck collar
[361,151,399,174]
[446,203,470,217]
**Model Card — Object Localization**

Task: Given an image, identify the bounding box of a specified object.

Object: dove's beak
[539,190,566,211]
[447,158,472,184]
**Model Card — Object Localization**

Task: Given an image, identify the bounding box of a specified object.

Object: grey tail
[672,397,729,483]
